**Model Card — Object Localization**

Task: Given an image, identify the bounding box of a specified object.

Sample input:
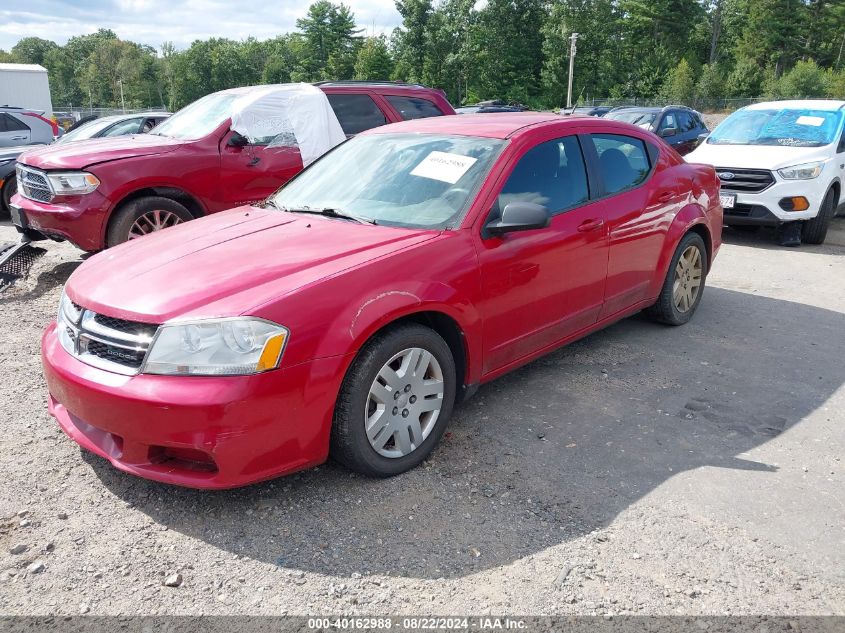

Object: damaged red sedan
[42,113,722,488]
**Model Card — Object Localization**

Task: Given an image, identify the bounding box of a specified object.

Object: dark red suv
[10,82,454,251]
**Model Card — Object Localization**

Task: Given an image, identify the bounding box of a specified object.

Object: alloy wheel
[365,347,445,458]
[672,244,703,313]
[128,209,184,240]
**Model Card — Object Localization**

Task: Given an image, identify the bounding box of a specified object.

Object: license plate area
[9,204,27,229]
[719,194,736,209]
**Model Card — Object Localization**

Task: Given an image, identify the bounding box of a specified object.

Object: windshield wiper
[274,204,377,225]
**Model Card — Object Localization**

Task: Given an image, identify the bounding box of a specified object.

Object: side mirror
[228,131,249,148]
[485,202,550,237]
[697,132,710,143]
[659,127,678,138]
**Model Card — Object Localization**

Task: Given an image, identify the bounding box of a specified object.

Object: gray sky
[1,0,403,51]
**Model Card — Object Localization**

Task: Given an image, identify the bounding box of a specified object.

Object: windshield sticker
[410,151,478,184]
[795,115,825,127]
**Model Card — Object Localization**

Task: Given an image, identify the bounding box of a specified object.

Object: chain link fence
[578,97,803,112]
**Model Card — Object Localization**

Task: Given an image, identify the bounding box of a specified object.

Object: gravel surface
[0,218,844,616]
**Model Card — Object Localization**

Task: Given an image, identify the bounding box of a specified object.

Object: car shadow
[85,286,845,580]
[721,215,845,250]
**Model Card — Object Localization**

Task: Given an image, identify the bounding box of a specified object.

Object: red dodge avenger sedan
[43,113,722,488]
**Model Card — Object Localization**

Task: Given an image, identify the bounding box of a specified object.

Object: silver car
[0,107,57,147]
[58,112,170,144]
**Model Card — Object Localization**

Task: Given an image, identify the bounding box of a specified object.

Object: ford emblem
[718,171,735,180]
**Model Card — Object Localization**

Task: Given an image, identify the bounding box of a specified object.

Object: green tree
[296,1,362,80]
[765,59,829,97]
[661,58,696,102]
[393,0,433,82]
[354,36,394,80]
[10,37,57,65]
[695,63,725,99]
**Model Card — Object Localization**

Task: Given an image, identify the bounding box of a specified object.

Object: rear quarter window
[385,96,444,120]
[327,94,388,135]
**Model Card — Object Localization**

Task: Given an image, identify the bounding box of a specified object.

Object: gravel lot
[0,217,843,617]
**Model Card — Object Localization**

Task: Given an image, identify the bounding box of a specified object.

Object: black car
[456,100,529,114]
[604,105,708,155]
[566,105,613,117]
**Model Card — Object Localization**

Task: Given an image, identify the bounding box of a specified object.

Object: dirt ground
[0,217,843,616]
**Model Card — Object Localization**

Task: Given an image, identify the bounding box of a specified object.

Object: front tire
[647,232,708,326]
[801,189,836,245]
[106,196,193,247]
[331,323,456,477]
[1,175,16,217]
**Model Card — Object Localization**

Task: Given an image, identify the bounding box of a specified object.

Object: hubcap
[128,210,184,240]
[672,245,703,313]
[365,347,444,458]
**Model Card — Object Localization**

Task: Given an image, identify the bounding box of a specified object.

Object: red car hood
[19,134,183,170]
[66,207,437,323]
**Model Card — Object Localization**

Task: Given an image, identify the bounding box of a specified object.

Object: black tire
[330,323,457,477]
[106,196,193,247]
[1,175,16,217]
[801,189,836,245]
[646,232,708,326]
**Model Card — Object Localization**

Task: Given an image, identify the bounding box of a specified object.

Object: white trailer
[0,63,53,115]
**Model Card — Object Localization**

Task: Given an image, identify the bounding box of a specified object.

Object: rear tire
[106,196,193,247]
[647,232,708,326]
[330,323,456,477]
[801,189,836,245]
[1,175,16,217]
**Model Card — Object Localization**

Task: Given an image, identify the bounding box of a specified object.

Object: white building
[0,63,53,115]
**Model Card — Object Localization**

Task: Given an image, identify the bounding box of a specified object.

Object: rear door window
[498,135,589,215]
[677,111,697,133]
[589,134,652,195]
[385,96,444,120]
[1,113,29,132]
[326,94,388,135]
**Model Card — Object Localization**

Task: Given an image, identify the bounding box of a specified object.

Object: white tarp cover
[229,83,346,166]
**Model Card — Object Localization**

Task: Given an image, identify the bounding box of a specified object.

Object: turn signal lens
[779,196,810,212]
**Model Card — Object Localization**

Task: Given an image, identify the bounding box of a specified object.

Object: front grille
[17,164,55,203]
[93,314,159,339]
[85,339,148,369]
[716,167,775,193]
[725,203,754,217]
[59,306,159,375]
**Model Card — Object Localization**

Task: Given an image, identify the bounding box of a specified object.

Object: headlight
[142,317,288,376]
[777,162,823,180]
[47,171,100,195]
[58,288,82,324]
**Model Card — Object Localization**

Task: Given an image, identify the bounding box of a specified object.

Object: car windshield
[269,133,506,229]
[605,111,656,128]
[150,92,238,140]
[707,108,844,147]
[58,117,119,143]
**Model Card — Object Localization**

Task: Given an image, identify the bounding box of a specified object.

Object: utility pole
[566,32,579,110]
[118,78,126,113]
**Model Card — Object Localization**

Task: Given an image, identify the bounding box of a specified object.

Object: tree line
[1,0,843,112]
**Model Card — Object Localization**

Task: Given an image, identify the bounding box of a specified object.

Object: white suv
[687,100,844,246]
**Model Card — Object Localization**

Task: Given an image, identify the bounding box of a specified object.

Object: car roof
[744,99,845,112]
[365,112,622,140]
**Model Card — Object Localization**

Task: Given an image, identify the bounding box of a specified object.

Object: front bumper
[10,191,112,252]
[42,321,350,489]
[721,177,827,225]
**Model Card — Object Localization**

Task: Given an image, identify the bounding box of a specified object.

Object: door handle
[577,218,605,232]
[11,136,26,140]
[657,191,673,203]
